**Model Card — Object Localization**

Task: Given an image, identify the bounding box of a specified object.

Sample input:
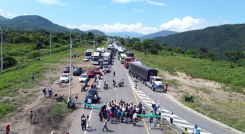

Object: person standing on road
[154,105,158,115]
[109,110,113,124]
[99,111,103,122]
[166,83,168,91]
[113,71,115,77]
[133,112,138,126]
[102,119,109,131]
[152,99,156,109]
[154,117,158,129]
[193,125,198,134]
[170,113,174,125]
[84,97,87,109]
[31,73,34,80]
[75,94,78,103]
[48,87,52,97]
[87,98,92,108]
[116,110,120,122]
[120,110,124,123]
[149,117,153,129]
[6,123,10,134]
[42,88,47,98]
[142,105,146,115]
[182,128,188,134]
[30,111,34,124]
[81,114,86,131]
[91,83,94,89]
[158,106,162,117]
[126,110,130,124]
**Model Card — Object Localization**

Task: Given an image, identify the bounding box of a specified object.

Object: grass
[193,87,212,94]
[48,102,73,123]
[0,40,108,119]
[128,49,245,94]
[166,79,179,89]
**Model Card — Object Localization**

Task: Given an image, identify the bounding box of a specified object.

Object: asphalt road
[69,41,237,134]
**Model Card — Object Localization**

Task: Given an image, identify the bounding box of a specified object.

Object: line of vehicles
[111,39,165,92]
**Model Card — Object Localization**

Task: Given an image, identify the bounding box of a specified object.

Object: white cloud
[6,13,17,18]
[134,9,144,12]
[145,0,166,6]
[23,13,28,16]
[36,0,66,5]
[98,6,108,8]
[67,16,228,35]
[0,9,3,16]
[112,0,141,3]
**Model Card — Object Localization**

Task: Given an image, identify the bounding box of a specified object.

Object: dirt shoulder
[160,70,245,132]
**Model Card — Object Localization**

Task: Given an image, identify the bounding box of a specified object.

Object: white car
[84,57,89,62]
[59,73,70,83]
[78,74,88,82]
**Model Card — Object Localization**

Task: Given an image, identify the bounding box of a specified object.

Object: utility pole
[50,31,52,55]
[1,23,3,71]
[69,32,72,98]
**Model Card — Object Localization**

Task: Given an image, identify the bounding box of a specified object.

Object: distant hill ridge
[152,24,245,60]
[0,15,104,35]
[139,30,178,41]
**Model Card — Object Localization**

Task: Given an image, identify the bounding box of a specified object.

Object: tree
[133,41,142,51]
[186,49,197,55]
[35,41,42,50]
[224,51,244,66]
[141,39,153,54]
[166,46,172,51]
[199,46,208,58]
[173,47,184,55]
[159,45,163,52]
[148,47,158,54]
[162,43,167,47]
[207,51,218,60]
[150,42,160,49]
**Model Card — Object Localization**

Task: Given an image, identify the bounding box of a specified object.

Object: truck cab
[124,57,134,68]
[146,76,164,91]
[120,53,126,64]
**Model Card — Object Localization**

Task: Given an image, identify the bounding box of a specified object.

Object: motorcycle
[55,94,65,102]
[104,82,108,89]
[184,96,193,103]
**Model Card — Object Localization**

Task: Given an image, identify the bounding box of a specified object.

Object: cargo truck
[129,62,164,91]
[124,57,134,68]
[125,51,134,58]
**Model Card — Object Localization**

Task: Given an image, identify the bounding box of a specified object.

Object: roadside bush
[148,47,158,54]
[0,104,15,118]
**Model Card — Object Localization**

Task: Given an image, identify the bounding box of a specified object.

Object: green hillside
[0,15,105,35]
[139,30,178,41]
[86,30,105,35]
[152,24,245,60]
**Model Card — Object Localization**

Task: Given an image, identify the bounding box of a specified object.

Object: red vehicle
[94,67,100,74]
[63,66,70,73]
[87,70,95,78]
[124,57,134,68]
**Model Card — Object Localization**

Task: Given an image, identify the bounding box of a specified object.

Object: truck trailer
[129,62,164,91]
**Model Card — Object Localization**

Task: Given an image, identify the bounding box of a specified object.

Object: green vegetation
[138,30,178,41]
[166,79,179,89]
[152,24,245,60]
[48,102,73,123]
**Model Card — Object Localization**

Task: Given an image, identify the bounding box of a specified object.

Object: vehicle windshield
[80,75,87,78]
[62,74,68,77]
[87,91,95,96]
[75,67,80,70]
[155,78,161,81]
[94,68,99,70]
[86,52,91,56]
[64,67,69,70]
[104,60,108,62]
[104,65,108,68]
[88,71,94,73]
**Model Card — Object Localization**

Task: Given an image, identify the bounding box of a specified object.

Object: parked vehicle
[85,88,99,103]
[103,65,109,72]
[78,73,88,83]
[63,66,70,73]
[91,52,100,65]
[101,47,105,53]
[103,57,110,65]
[129,62,164,91]
[87,70,95,78]
[83,57,89,62]
[59,73,70,83]
[120,53,126,64]
[99,63,104,69]
[85,49,93,59]
[94,67,100,74]
[124,57,134,68]
[73,67,82,76]
[125,51,134,58]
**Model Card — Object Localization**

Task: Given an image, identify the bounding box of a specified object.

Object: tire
[67,80,69,83]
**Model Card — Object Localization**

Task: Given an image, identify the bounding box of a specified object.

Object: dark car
[63,66,70,73]
[73,67,82,76]
[94,67,100,74]
[99,63,104,69]
[87,70,95,78]
[85,88,99,103]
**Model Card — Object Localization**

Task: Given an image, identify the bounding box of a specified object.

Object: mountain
[1,15,104,35]
[86,30,105,35]
[105,32,144,38]
[0,15,7,20]
[139,30,178,41]
[152,24,245,60]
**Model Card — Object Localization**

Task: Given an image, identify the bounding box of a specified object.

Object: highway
[69,40,238,134]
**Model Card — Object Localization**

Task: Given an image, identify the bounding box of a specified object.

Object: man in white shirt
[170,113,174,125]
[152,99,156,109]
[87,98,92,108]
[158,106,162,116]
[142,105,146,115]
[94,94,97,102]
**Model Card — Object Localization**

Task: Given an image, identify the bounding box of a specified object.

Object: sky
[0,0,245,35]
